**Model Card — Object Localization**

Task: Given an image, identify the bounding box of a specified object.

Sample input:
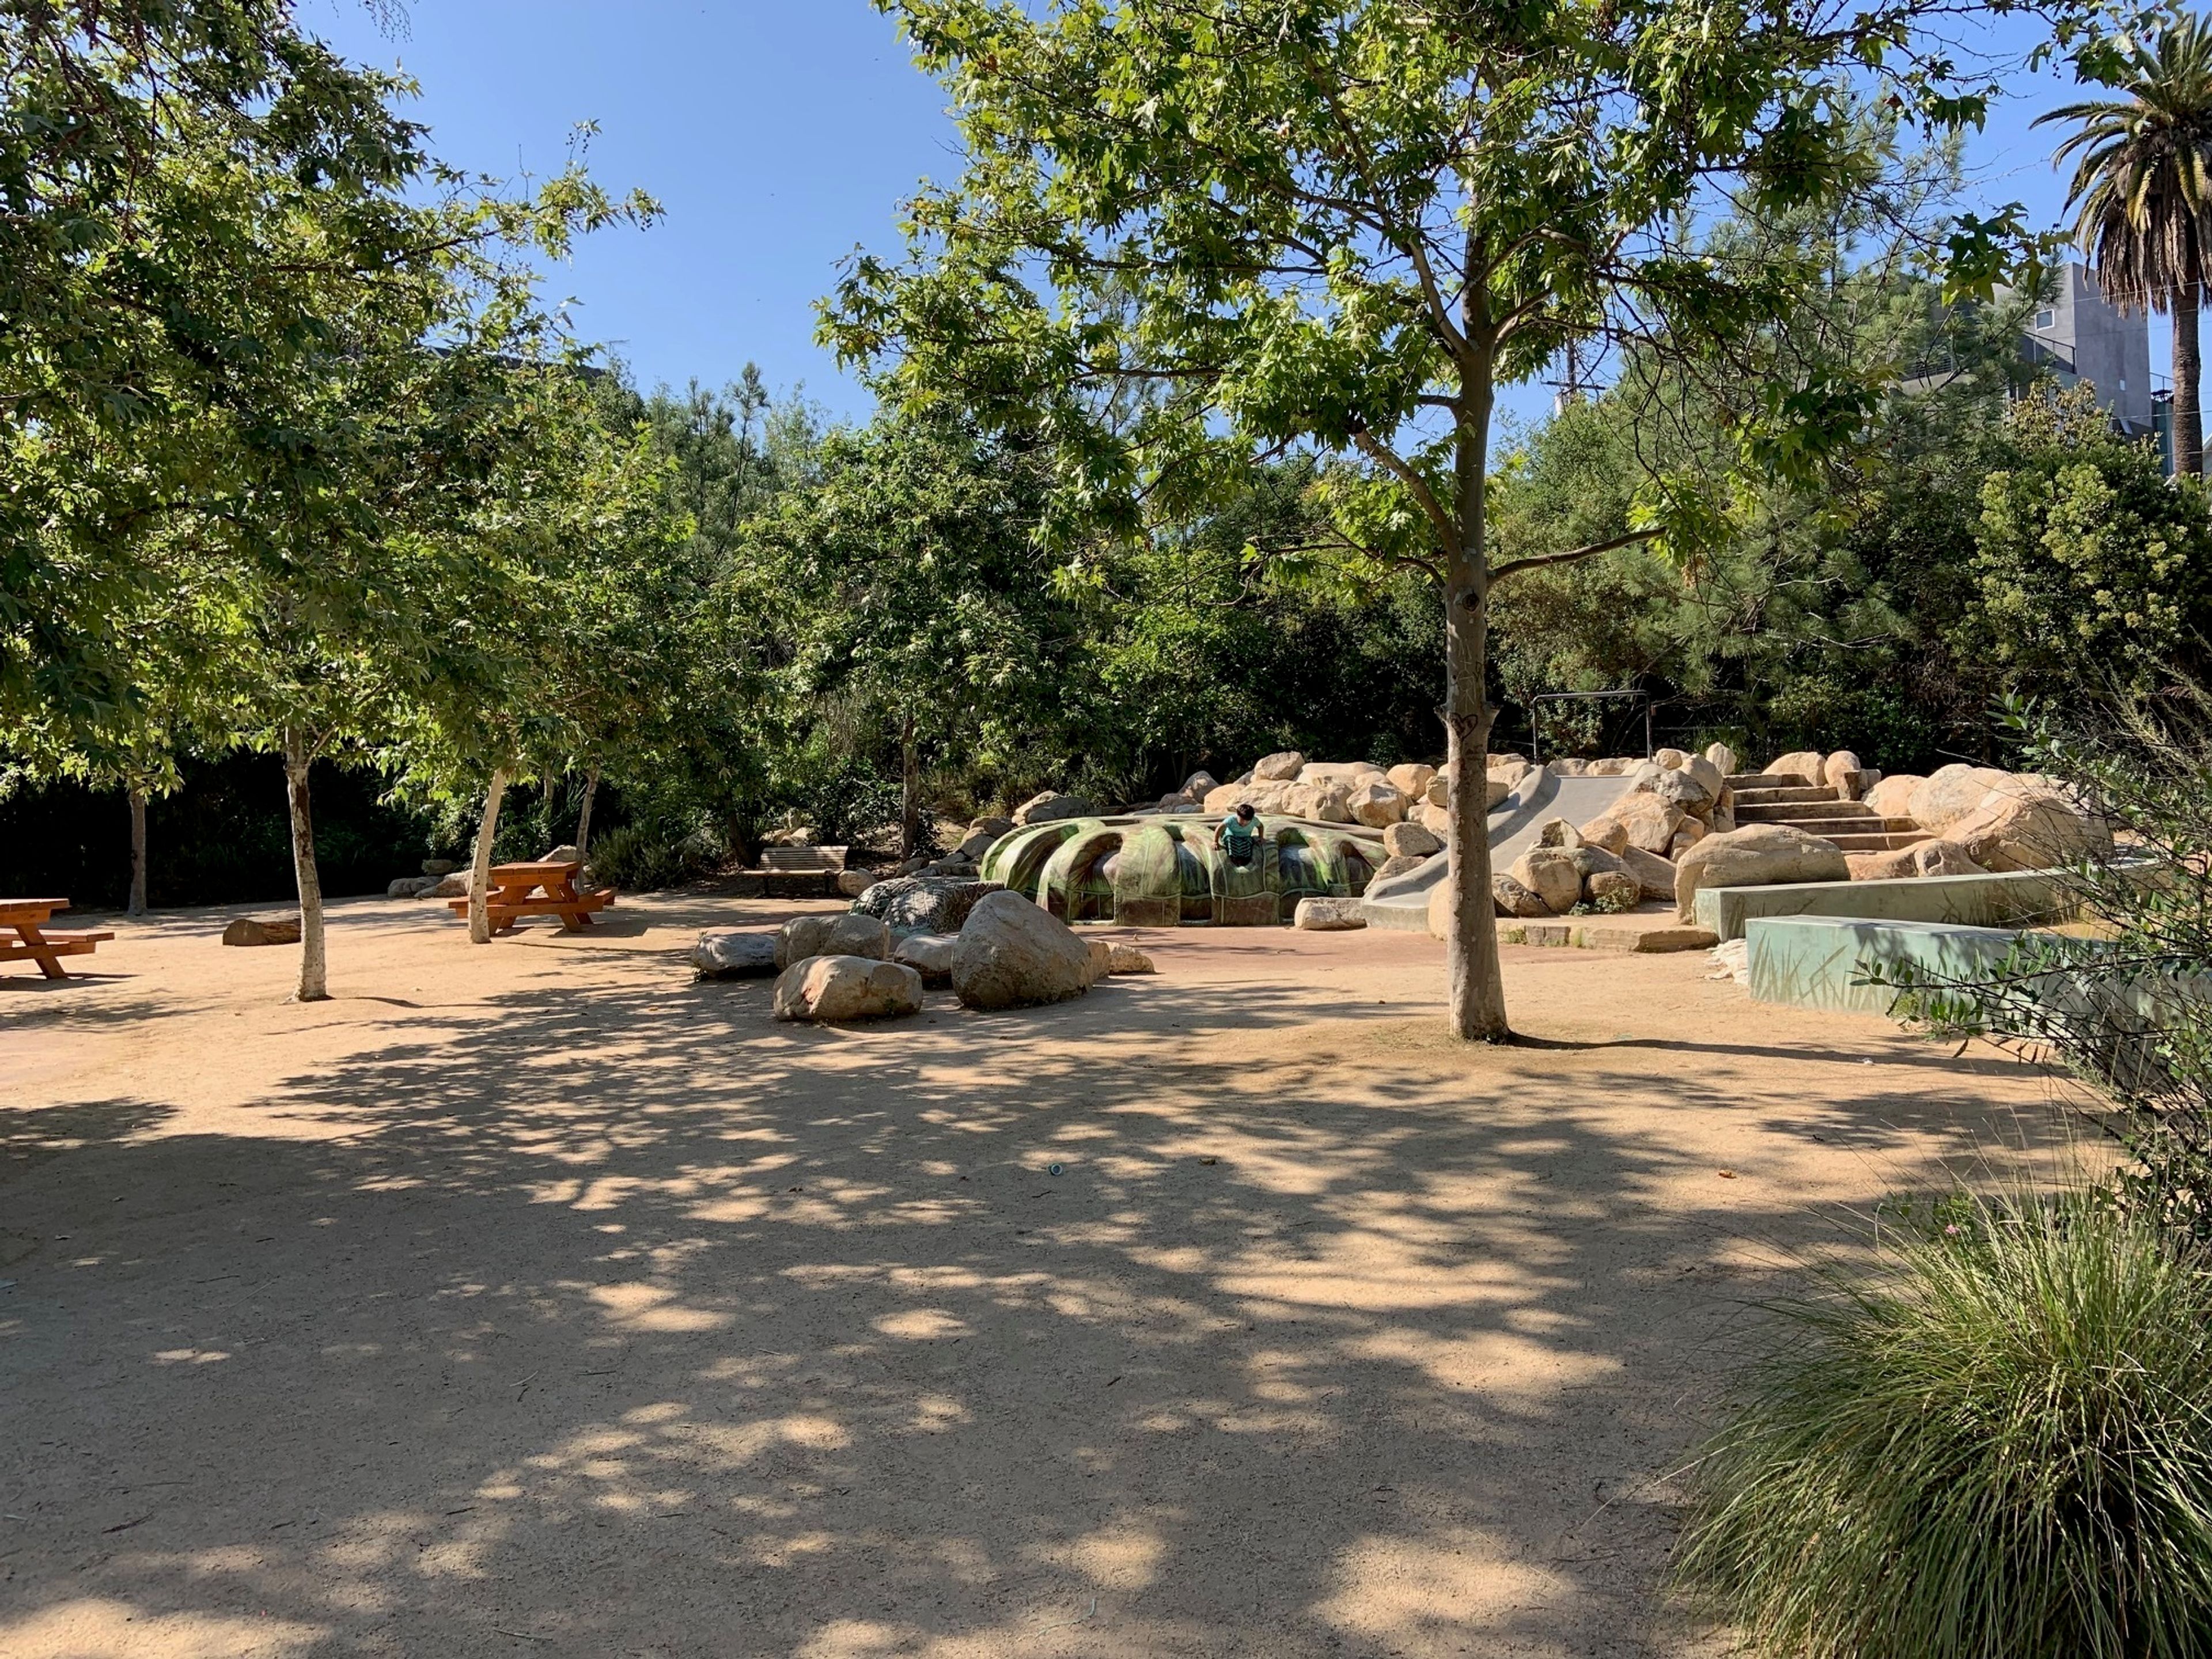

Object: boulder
[429,872,471,899]
[1823,751,1864,797]
[1578,815,1631,857]
[1908,764,2013,833]
[1864,774,1923,821]
[1347,781,1408,827]
[1549,757,1589,776]
[892,932,958,987]
[1286,781,1355,823]
[1566,842,1626,880]
[852,876,1001,938]
[1085,938,1113,985]
[955,827,1003,862]
[772,956,925,1023]
[1584,791,1684,855]
[1180,771,1219,800]
[1703,743,1738,778]
[952,891,1098,1010]
[1252,750,1306,782]
[1488,756,1533,789]
[421,858,461,878]
[1374,854,1428,881]
[1013,791,1094,827]
[1649,767,1714,811]
[1294,897,1368,931]
[1533,816,1584,849]
[1654,747,1691,771]
[1383,820,1443,859]
[1416,803,1452,837]
[1298,760,1385,785]
[1586,870,1642,910]
[1387,763,1438,798]
[775,912,892,971]
[1674,824,1849,922]
[1485,777,1511,809]
[1670,820,1709,859]
[1942,781,2110,872]
[1425,775,1451,808]
[1681,753,1726,804]
[1709,787,1737,835]
[1206,781,1293,817]
[1106,942,1157,975]
[1847,841,1988,882]
[692,931,780,979]
[387,876,442,900]
[1592,757,1646,777]
[1621,844,1679,902]
[1764,750,1828,785]
[1492,873,1552,918]
[540,843,582,865]
[836,870,876,898]
[1508,845,1584,915]
[222,913,300,948]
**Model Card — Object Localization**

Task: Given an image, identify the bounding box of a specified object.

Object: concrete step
[1734,800,1878,822]
[1730,785,1841,806]
[1822,831,1935,853]
[1728,772,1816,791]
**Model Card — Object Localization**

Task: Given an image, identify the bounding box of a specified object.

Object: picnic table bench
[1,899,113,980]
[446,861,615,935]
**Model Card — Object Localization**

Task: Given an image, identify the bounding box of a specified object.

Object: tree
[2041,13,2212,476]
[826,0,2029,1039]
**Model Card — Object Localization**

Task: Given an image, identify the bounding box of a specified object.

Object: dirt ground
[0,888,2072,1658]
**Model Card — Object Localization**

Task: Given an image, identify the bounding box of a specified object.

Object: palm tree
[2040,15,2212,475]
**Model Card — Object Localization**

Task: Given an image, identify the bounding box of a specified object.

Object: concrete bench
[1695,869,2074,942]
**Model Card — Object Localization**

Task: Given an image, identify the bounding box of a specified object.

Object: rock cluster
[1843,763,2109,881]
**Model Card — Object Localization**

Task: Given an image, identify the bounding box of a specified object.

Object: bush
[588,821,724,891]
[1674,1192,2212,1657]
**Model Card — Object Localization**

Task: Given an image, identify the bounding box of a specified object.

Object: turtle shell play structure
[978,815,1387,927]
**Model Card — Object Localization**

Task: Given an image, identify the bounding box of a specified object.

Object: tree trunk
[2175,282,2203,477]
[900,714,922,861]
[575,768,601,858]
[1447,346,1512,1043]
[467,767,513,945]
[281,726,328,1003]
[127,789,148,916]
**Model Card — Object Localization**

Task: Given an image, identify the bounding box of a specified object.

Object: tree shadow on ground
[0,942,2066,1659]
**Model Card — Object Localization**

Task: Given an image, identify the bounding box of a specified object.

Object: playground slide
[1360,766,1641,931]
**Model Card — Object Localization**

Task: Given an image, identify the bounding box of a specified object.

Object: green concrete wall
[1745,916,2029,1016]
[1696,869,2073,942]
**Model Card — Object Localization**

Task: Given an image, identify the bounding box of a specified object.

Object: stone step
[1728,772,1816,790]
[1823,831,1935,853]
[1731,785,1840,806]
[1734,800,1877,822]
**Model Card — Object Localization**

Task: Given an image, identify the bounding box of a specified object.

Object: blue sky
[300,2,2145,426]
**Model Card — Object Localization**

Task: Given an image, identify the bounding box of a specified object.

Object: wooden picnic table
[1,899,113,980]
[446,861,614,935]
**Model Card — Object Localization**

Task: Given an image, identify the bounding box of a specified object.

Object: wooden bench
[446,861,615,935]
[1,899,114,980]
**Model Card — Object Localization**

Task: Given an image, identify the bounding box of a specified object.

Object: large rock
[1485,777,1512,809]
[222,913,300,947]
[1621,844,1679,902]
[387,875,442,900]
[1907,764,2011,832]
[1294,896,1368,931]
[1416,803,1452,837]
[429,872,471,899]
[1205,781,1293,817]
[1387,763,1437,799]
[1942,780,2110,872]
[952,891,1098,1010]
[1508,845,1584,915]
[1823,752,1864,794]
[836,870,877,898]
[1013,791,1094,827]
[1179,771,1219,800]
[1681,753,1726,804]
[1105,942,1157,975]
[1425,774,1452,808]
[1383,820,1442,859]
[1584,790,1684,855]
[692,931,780,979]
[775,912,892,970]
[1298,761,1384,785]
[1578,815,1631,857]
[1252,751,1306,782]
[1286,781,1355,823]
[1649,767,1714,811]
[1703,743,1738,778]
[1674,824,1849,922]
[1346,781,1408,828]
[852,876,1001,938]
[772,956,925,1023]
[1863,774,1923,821]
[892,932,958,987]
[421,858,460,877]
[1654,747,1691,771]
[1847,840,1988,882]
[954,826,1003,862]
[1764,750,1828,785]
[1374,854,1427,881]
[1586,870,1641,910]
[1492,873,1552,918]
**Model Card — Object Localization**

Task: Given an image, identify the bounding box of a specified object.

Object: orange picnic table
[446,861,614,935]
[1,899,113,979]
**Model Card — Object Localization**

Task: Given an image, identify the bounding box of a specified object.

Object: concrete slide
[1361,766,1641,931]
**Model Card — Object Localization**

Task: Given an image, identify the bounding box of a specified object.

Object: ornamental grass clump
[1673,1195,2212,1657]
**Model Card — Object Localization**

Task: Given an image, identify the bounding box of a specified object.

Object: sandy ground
[0,888,2073,1658]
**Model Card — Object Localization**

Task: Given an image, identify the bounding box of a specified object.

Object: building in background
[2018,262,2156,441]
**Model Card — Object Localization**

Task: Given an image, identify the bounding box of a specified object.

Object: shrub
[1673,1192,2212,1658]
[588,821,723,891]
